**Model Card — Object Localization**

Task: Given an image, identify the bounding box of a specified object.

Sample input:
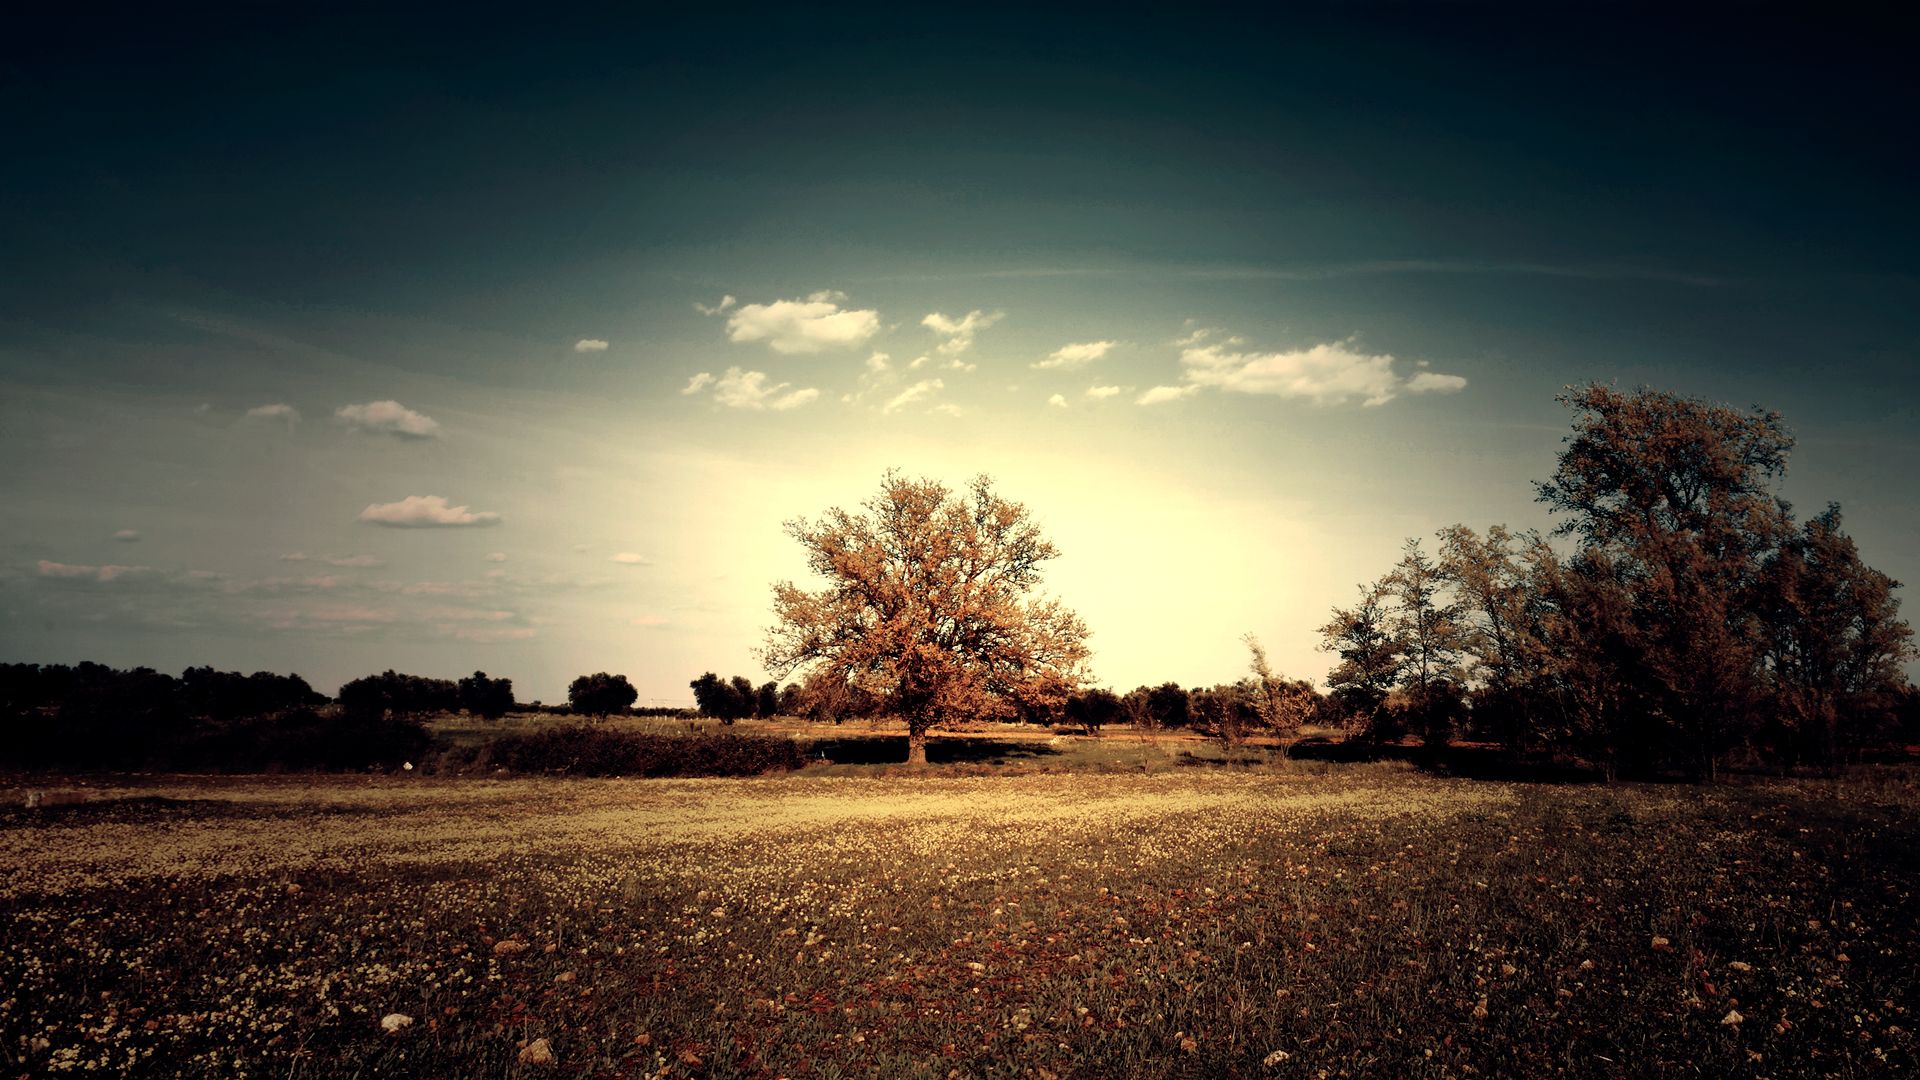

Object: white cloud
[1137,385,1199,406]
[725,292,880,354]
[37,560,147,582]
[335,400,441,439]
[245,403,300,425]
[1047,394,1068,409]
[486,551,508,563]
[884,378,945,414]
[931,403,965,418]
[358,495,502,528]
[325,554,383,568]
[610,552,651,565]
[112,529,140,542]
[688,367,821,411]
[866,351,891,373]
[1085,385,1123,400]
[694,294,737,316]
[1034,340,1115,370]
[921,310,1003,356]
[1407,371,1470,395]
[1176,336,1468,407]
[573,338,610,353]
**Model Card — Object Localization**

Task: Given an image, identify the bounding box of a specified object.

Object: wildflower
[517,1038,554,1064]
[379,1013,413,1034]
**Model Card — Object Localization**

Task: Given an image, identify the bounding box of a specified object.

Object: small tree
[1144,682,1191,729]
[568,672,637,717]
[755,680,779,720]
[762,471,1090,764]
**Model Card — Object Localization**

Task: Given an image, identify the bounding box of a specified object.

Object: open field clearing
[2,766,1916,1078]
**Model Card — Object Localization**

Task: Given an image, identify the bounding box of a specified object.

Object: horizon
[4,8,1916,703]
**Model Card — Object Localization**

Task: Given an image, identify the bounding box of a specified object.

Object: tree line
[1320,385,1917,778]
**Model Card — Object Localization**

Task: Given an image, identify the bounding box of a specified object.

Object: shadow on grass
[1286,736,1606,784]
[804,736,1063,766]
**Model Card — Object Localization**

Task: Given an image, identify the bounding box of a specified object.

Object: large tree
[761,471,1090,764]
[1536,383,1794,779]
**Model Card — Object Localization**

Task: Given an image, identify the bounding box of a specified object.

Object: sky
[2,8,1915,704]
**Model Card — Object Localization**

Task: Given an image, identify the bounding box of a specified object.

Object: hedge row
[479,726,807,777]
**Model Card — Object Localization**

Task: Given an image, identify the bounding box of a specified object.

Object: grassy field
[2,762,1915,1077]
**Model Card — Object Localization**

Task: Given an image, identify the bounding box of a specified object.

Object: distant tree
[457,671,516,720]
[1241,634,1316,738]
[1064,687,1122,736]
[338,670,458,721]
[690,672,757,723]
[762,471,1090,764]
[1144,682,1192,729]
[1119,686,1155,729]
[568,672,637,717]
[1191,684,1261,748]
[756,680,779,720]
[1320,581,1405,739]
[777,682,805,717]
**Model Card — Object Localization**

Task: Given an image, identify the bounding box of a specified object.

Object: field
[2,758,1916,1078]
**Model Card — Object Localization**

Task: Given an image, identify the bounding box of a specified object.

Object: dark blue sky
[3,6,1914,696]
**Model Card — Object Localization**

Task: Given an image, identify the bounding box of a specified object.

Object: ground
[1,756,1915,1077]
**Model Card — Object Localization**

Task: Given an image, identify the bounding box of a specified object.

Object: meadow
[2,756,1915,1078]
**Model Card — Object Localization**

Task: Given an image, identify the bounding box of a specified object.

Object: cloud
[1034,340,1115,370]
[931,403,965,418]
[334,400,441,440]
[866,352,891,373]
[1085,385,1123,400]
[245,403,300,426]
[1175,336,1468,406]
[358,495,502,528]
[610,552,651,565]
[883,378,945,414]
[725,291,879,354]
[921,310,1003,356]
[1047,394,1068,409]
[1407,371,1470,395]
[112,529,141,542]
[694,294,737,316]
[37,560,147,582]
[630,614,670,627]
[573,338,610,353]
[282,552,385,568]
[686,367,820,411]
[486,551,508,563]
[1137,385,1200,406]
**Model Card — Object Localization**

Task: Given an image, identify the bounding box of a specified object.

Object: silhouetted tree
[338,670,458,721]
[457,671,516,720]
[1144,682,1191,729]
[568,672,637,717]
[756,680,779,720]
[762,471,1090,764]
[1064,687,1122,736]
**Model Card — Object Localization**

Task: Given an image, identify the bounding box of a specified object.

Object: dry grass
[1,765,1915,1077]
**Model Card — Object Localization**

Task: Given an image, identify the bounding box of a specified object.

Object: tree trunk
[907,727,928,765]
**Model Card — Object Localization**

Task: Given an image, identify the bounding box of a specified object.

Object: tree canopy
[761,471,1090,763]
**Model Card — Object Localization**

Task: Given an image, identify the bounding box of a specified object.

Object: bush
[185,707,431,772]
[485,727,806,777]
